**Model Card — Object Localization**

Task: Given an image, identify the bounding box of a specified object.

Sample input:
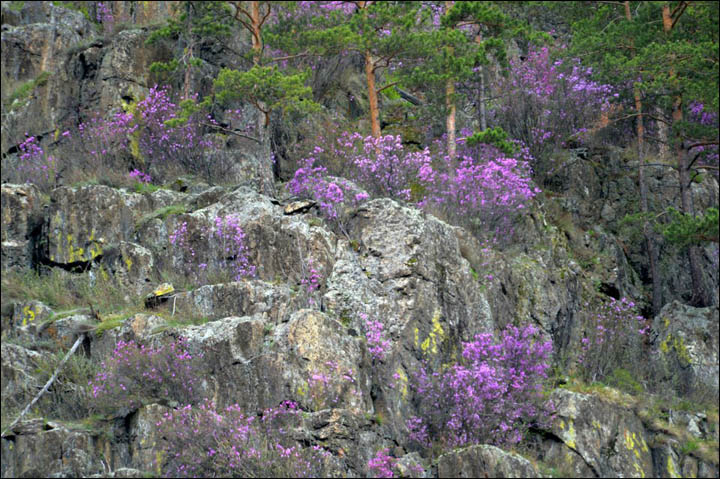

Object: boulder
[436,444,541,478]
[1,184,43,270]
[650,301,719,397]
[545,388,654,478]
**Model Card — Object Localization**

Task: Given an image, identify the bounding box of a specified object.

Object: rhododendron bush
[409,324,553,448]
[287,128,538,240]
[156,400,332,478]
[491,46,615,159]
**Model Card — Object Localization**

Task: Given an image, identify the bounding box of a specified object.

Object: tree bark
[250,1,262,66]
[478,65,487,131]
[446,77,456,159]
[365,50,381,139]
[625,1,663,314]
[634,89,663,314]
[662,2,708,306]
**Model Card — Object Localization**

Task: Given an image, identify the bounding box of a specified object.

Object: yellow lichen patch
[89,230,103,259]
[667,455,681,478]
[633,462,646,478]
[296,383,307,397]
[66,234,86,263]
[660,334,692,365]
[625,430,635,450]
[151,283,175,297]
[565,420,577,450]
[99,265,110,282]
[414,328,419,348]
[420,310,444,355]
[664,317,670,329]
[125,256,133,271]
[21,305,36,326]
[395,367,409,399]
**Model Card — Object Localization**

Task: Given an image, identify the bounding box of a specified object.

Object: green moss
[609,368,644,395]
[6,72,51,110]
[133,182,163,195]
[136,204,188,229]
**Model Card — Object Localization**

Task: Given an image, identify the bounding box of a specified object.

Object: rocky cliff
[1,2,718,478]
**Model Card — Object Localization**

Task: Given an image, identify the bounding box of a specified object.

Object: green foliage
[213,65,319,122]
[52,1,92,22]
[6,71,51,110]
[466,127,517,155]
[663,207,719,247]
[0,268,135,315]
[146,1,232,85]
[609,368,644,395]
[567,1,719,139]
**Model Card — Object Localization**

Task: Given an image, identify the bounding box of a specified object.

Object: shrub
[409,324,553,448]
[9,133,59,191]
[417,139,539,239]
[305,360,362,411]
[156,400,332,477]
[491,46,615,160]
[169,214,255,285]
[367,448,396,478]
[577,297,650,384]
[361,313,391,362]
[89,338,203,412]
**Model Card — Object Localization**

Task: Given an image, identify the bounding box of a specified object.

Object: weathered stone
[11,300,53,328]
[1,184,43,270]
[436,444,541,478]
[0,420,105,478]
[170,280,298,324]
[284,199,315,215]
[1,343,48,412]
[651,301,719,396]
[38,314,94,350]
[43,185,146,265]
[547,388,654,478]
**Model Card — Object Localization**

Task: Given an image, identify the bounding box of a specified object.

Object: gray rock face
[651,301,720,396]
[42,185,142,265]
[1,184,43,270]
[545,388,654,478]
[1,420,105,478]
[436,444,541,478]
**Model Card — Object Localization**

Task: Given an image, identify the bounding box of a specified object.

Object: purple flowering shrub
[169,214,255,285]
[288,127,537,242]
[409,324,553,448]
[156,400,332,478]
[300,256,323,306]
[419,144,539,238]
[287,155,367,221]
[129,168,152,184]
[366,448,425,478]
[76,111,137,173]
[361,312,391,362]
[367,449,396,478]
[577,297,650,385]
[492,46,615,160]
[134,86,221,181]
[11,133,59,191]
[88,338,203,412]
[73,86,225,184]
[306,360,362,411]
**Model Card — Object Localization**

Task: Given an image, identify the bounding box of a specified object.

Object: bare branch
[200,122,261,143]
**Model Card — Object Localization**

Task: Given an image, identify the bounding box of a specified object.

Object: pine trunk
[446,78,456,159]
[365,50,381,139]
